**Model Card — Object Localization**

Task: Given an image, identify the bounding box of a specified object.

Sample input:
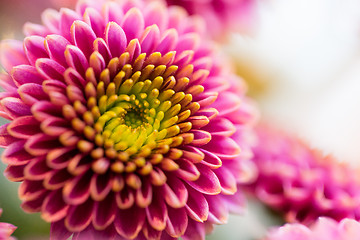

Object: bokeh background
[2,0,360,239]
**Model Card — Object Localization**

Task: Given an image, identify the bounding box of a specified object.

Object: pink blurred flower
[248,124,360,225]
[0,0,257,239]
[265,217,360,240]
[0,209,16,240]
[163,0,258,40]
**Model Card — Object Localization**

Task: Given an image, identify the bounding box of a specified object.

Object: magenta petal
[64,67,87,88]
[40,117,70,136]
[32,101,63,121]
[221,191,246,215]
[186,164,221,195]
[206,195,228,224]
[21,190,47,213]
[156,29,178,54]
[65,199,94,232]
[214,167,237,195]
[42,189,69,222]
[105,22,127,58]
[114,206,145,239]
[162,174,188,208]
[142,221,162,240]
[45,34,70,67]
[24,156,50,181]
[166,207,188,238]
[146,193,167,231]
[23,22,50,37]
[11,65,44,86]
[0,123,19,147]
[35,58,66,82]
[121,8,145,42]
[25,133,59,156]
[18,83,47,105]
[1,97,31,118]
[199,148,222,169]
[4,164,25,182]
[204,117,236,137]
[189,129,211,146]
[89,51,105,76]
[185,186,209,222]
[93,193,116,230]
[42,79,67,96]
[176,33,200,53]
[93,38,112,64]
[41,9,61,33]
[115,188,135,209]
[90,173,112,201]
[202,136,241,159]
[50,220,72,240]
[0,73,17,91]
[143,2,167,31]
[103,1,124,24]
[65,45,89,77]
[44,169,72,190]
[59,8,82,41]
[84,7,105,38]
[182,219,206,240]
[63,170,92,205]
[135,180,153,208]
[2,140,33,165]
[24,36,48,65]
[71,20,97,58]
[7,115,40,139]
[0,40,29,72]
[211,91,242,117]
[176,159,200,181]
[140,25,160,55]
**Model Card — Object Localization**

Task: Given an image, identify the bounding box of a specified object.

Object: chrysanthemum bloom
[0,0,257,239]
[265,217,360,240]
[163,0,257,40]
[0,209,17,240]
[247,125,360,225]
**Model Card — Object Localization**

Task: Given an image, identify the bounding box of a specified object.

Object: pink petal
[90,173,112,201]
[161,174,188,208]
[24,36,48,65]
[176,33,200,53]
[0,123,19,147]
[189,129,211,146]
[121,8,145,42]
[156,29,178,54]
[35,58,66,82]
[221,191,246,215]
[105,22,127,58]
[146,193,167,231]
[114,206,145,239]
[24,156,50,181]
[31,101,63,121]
[93,38,112,64]
[185,186,209,222]
[65,45,89,77]
[185,164,221,195]
[71,20,97,58]
[2,140,33,166]
[64,67,87,88]
[1,97,31,118]
[140,25,160,55]
[102,1,124,24]
[135,180,153,208]
[45,34,70,67]
[165,207,188,238]
[41,9,61,33]
[143,2,167,32]
[59,8,82,41]
[4,164,25,182]
[7,115,40,139]
[89,51,105,76]
[46,147,77,169]
[21,190,47,213]
[63,170,92,205]
[83,7,105,38]
[50,220,72,240]
[211,91,242,117]
[44,169,72,190]
[42,189,69,222]
[115,188,135,209]
[23,23,50,37]
[206,195,228,224]
[18,83,48,105]
[202,136,241,159]
[182,219,206,240]
[203,117,236,137]
[0,40,28,72]
[199,148,222,169]
[40,117,70,136]
[65,199,94,232]
[93,193,116,230]
[25,133,59,156]
[214,166,237,195]
[175,159,200,181]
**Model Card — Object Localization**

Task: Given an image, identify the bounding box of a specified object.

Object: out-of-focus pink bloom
[163,0,258,40]
[265,217,360,240]
[0,209,16,240]
[248,124,360,225]
[0,0,258,239]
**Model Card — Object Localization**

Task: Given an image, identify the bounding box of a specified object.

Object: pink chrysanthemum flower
[163,0,257,39]
[265,217,360,240]
[0,0,257,239]
[0,209,17,240]
[248,125,360,225]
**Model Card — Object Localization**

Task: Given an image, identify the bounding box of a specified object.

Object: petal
[59,8,82,41]
[93,38,112,64]
[213,166,237,195]
[11,65,44,86]
[1,97,31,118]
[162,174,188,208]
[115,188,134,209]
[175,159,200,182]
[41,8,61,33]
[50,220,72,240]
[102,1,124,24]
[105,22,127,58]
[156,29,178,54]
[4,164,25,182]
[35,58,66,82]
[185,164,221,195]
[114,206,145,239]
[83,7,105,38]
[0,123,18,148]
[199,148,222,169]
[202,136,241,159]
[32,101,63,121]
[63,170,92,205]
[135,180,153,208]
[42,189,69,222]
[90,173,112,201]
[18,83,48,105]
[64,45,89,77]
[2,140,33,166]
[23,23,50,37]
[93,193,116,230]
[189,129,211,146]
[185,186,209,222]
[63,67,87,88]
[21,190,47,213]
[145,193,167,231]
[7,116,40,139]
[165,207,188,238]
[143,2,167,31]
[44,169,72,190]
[205,195,228,224]
[45,34,70,67]
[203,117,236,137]
[65,199,94,232]
[140,25,160,55]
[24,156,50,181]
[25,133,60,156]
[121,8,145,41]
[0,40,28,72]
[182,219,206,240]
[71,20,97,58]
[24,36,48,65]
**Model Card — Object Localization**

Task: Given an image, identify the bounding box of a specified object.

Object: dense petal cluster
[265,217,360,240]
[248,125,360,225]
[0,209,16,240]
[0,0,257,239]
[164,0,257,39]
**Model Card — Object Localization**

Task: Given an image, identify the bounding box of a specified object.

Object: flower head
[265,217,360,240]
[0,0,257,239]
[248,125,360,225]
[0,209,16,240]
[164,0,258,39]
